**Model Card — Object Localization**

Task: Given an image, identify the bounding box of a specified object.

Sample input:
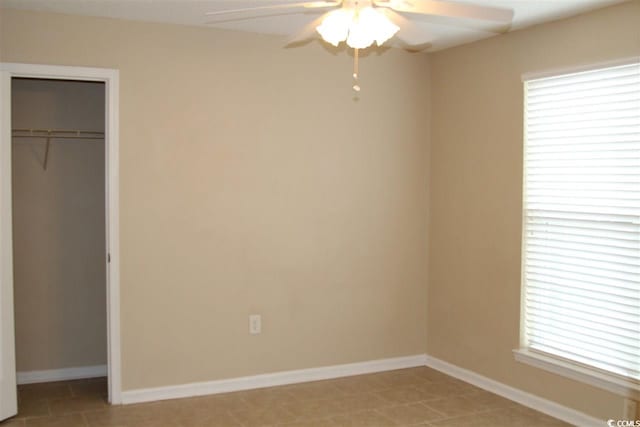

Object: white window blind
[523,61,640,384]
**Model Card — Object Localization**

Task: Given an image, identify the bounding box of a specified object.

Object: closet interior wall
[11,78,107,375]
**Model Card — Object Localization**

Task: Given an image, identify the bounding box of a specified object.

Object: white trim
[514,349,640,400]
[0,62,121,404]
[104,66,122,406]
[17,365,107,385]
[0,70,18,421]
[121,354,428,404]
[0,63,116,82]
[521,56,640,81]
[424,355,605,427]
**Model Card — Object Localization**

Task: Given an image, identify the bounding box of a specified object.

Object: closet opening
[11,77,109,408]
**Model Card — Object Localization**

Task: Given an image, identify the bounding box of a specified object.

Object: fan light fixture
[205,0,514,92]
[316,6,399,49]
[315,3,399,91]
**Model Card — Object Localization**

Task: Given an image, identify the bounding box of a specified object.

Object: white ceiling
[0,0,628,51]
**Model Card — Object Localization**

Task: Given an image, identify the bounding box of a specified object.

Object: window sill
[513,349,640,400]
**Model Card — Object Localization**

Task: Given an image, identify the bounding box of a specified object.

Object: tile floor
[1,367,571,426]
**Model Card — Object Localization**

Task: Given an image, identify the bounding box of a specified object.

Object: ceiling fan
[205,0,514,91]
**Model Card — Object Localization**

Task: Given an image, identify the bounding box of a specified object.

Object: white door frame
[0,63,122,404]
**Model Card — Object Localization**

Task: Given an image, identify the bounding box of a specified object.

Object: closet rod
[12,128,104,138]
[12,135,104,140]
[11,128,104,170]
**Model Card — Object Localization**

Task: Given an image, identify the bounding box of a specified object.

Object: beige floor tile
[283,381,347,401]
[462,390,519,410]
[374,386,440,405]
[415,381,479,399]
[180,393,251,413]
[280,410,398,427]
[48,395,107,416]
[429,407,573,427]
[23,414,87,427]
[276,420,330,427]
[18,383,72,402]
[328,393,389,414]
[84,408,179,427]
[283,398,344,419]
[375,402,446,425]
[83,410,130,427]
[321,376,390,395]
[366,370,426,389]
[231,405,298,426]
[239,387,299,409]
[69,379,108,398]
[429,413,494,427]
[492,406,573,426]
[327,410,399,426]
[0,419,25,427]
[410,367,456,383]
[142,399,241,427]
[15,399,49,419]
[424,395,492,418]
[450,380,482,395]
[83,402,159,427]
[173,411,242,427]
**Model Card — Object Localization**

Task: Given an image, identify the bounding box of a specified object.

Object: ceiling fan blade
[205,1,341,17]
[285,14,328,45]
[379,8,435,48]
[205,10,312,25]
[401,42,433,53]
[375,0,513,23]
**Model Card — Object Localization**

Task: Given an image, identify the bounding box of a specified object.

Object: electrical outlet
[249,314,261,335]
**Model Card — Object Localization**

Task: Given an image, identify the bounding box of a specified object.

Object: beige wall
[0,9,431,390]
[428,1,640,421]
[11,78,107,372]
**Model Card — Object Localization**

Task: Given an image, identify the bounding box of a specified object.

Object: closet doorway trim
[0,63,121,404]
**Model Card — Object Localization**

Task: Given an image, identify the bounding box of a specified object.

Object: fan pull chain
[353,48,360,92]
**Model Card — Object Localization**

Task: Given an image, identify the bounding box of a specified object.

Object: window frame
[515,57,640,400]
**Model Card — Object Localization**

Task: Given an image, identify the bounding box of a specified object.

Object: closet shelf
[11,128,105,170]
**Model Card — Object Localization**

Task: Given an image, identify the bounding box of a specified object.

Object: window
[518,61,640,393]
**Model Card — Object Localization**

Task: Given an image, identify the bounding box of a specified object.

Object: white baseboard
[121,354,428,404]
[17,364,107,385]
[424,356,604,427]
[120,352,604,426]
